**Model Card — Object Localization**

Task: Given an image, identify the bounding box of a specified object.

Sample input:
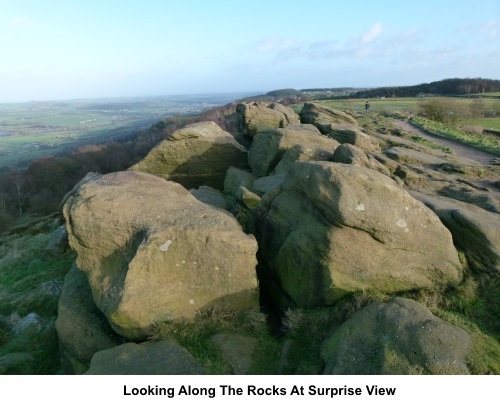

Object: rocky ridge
[55,101,500,374]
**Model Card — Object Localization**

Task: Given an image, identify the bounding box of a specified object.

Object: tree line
[0,125,161,229]
[354,78,500,99]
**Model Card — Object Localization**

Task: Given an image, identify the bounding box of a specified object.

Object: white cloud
[253,37,303,61]
[248,23,490,76]
[480,20,499,38]
[360,22,384,44]
[8,17,33,28]
[460,19,499,39]
[305,23,387,60]
[255,37,301,54]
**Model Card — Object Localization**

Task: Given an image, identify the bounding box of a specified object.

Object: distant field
[312,97,500,133]
[0,93,251,168]
[472,118,500,131]
[319,97,500,113]
[479,92,500,97]
[319,97,420,114]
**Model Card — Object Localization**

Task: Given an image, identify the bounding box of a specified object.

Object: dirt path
[397,120,499,165]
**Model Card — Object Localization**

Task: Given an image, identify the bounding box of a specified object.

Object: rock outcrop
[236,102,299,137]
[332,143,390,176]
[411,191,500,273]
[53,99,500,375]
[326,123,381,152]
[251,162,462,307]
[129,121,248,189]
[299,102,358,132]
[321,297,472,374]
[62,171,259,340]
[248,124,339,177]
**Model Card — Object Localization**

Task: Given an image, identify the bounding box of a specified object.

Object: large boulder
[411,191,500,273]
[326,123,381,152]
[62,171,259,340]
[129,121,248,189]
[299,102,358,132]
[252,162,462,308]
[55,264,125,374]
[333,143,390,176]
[271,143,335,175]
[236,102,299,137]
[248,124,339,177]
[321,297,472,374]
[85,340,206,375]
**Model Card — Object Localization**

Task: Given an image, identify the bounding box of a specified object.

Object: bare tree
[470,98,486,118]
[8,171,33,216]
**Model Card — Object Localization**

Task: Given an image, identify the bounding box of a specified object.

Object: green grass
[290,98,421,116]
[319,98,420,114]
[472,118,500,131]
[296,96,500,120]
[406,135,453,153]
[150,306,281,374]
[0,216,75,374]
[411,116,500,156]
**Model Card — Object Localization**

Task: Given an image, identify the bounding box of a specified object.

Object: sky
[0,0,499,102]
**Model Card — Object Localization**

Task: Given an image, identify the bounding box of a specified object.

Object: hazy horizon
[0,91,266,104]
[1,0,499,103]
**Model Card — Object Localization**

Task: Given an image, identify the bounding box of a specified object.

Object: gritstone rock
[299,102,358,132]
[85,340,206,375]
[129,121,248,190]
[321,297,472,374]
[411,191,500,273]
[252,162,462,308]
[236,102,300,137]
[55,263,125,374]
[248,124,339,177]
[62,171,259,340]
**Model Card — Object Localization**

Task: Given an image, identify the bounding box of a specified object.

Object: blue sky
[1,0,499,102]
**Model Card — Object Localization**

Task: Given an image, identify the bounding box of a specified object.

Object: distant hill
[265,88,302,97]
[353,78,500,98]
[301,87,361,93]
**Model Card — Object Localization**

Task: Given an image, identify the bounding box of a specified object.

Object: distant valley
[0,93,258,169]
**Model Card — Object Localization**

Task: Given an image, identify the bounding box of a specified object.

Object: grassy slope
[0,216,75,374]
[472,118,500,131]
[411,116,500,156]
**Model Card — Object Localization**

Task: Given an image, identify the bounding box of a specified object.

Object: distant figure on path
[365,101,370,112]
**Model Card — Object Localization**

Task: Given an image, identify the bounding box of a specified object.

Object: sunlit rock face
[62,171,259,340]
[250,161,462,307]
